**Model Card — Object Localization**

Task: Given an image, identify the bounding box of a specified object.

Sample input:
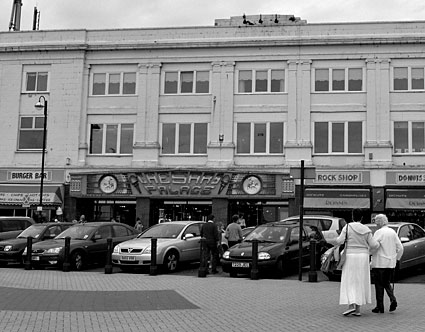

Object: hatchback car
[0,216,35,241]
[25,222,139,271]
[281,215,346,245]
[0,222,73,266]
[321,222,425,281]
[112,220,204,273]
[221,221,329,278]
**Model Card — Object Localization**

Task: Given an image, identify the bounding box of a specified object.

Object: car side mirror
[183,233,195,240]
[400,236,410,243]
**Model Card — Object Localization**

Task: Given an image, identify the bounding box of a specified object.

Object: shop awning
[304,188,370,209]
[386,189,425,209]
[0,184,63,206]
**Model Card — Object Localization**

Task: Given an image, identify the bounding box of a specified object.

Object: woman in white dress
[336,208,379,316]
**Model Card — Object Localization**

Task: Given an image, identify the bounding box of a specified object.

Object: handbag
[320,246,338,273]
[336,224,349,270]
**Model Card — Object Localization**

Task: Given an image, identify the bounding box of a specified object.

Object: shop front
[0,169,65,222]
[69,170,295,229]
[301,170,372,222]
[384,171,425,227]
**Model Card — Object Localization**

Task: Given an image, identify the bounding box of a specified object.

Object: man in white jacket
[370,214,404,313]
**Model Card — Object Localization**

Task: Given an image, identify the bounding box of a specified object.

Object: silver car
[112,220,204,273]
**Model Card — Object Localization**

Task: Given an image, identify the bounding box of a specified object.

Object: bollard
[105,237,113,274]
[149,238,158,276]
[198,237,207,277]
[250,239,259,280]
[308,239,318,282]
[24,237,33,270]
[62,236,71,272]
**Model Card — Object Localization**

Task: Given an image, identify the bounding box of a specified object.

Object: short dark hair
[352,208,363,222]
[207,214,215,221]
[232,214,239,222]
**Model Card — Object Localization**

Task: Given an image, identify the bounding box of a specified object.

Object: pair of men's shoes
[372,301,397,314]
[389,301,398,312]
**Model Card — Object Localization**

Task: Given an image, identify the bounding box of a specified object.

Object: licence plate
[121,256,136,261]
[232,262,249,268]
[32,256,40,261]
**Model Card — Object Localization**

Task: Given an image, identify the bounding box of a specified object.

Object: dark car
[321,222,425,281]
[25,222,139,271]
[0,222,73,266]
[221,221,329,278]
[0,217,35,241]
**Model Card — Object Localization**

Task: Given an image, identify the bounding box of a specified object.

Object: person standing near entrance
[200,214,219,274]
[370,214,404,313]
[225,214,243,249]
[237,213,246,229]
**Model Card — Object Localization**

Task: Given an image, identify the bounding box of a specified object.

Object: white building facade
[1,14,425,228]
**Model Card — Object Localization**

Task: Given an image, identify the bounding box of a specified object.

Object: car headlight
[4,245,13,252]
[258,252,271,260]
[113,246,120,253]
[46,247,63,254]
[143,246,151,254]
[222,251,230,259]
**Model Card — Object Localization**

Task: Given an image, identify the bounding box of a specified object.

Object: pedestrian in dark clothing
[201,214,219,274]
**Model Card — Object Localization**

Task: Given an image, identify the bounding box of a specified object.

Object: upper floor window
[394,121,425,153]
[393,67,425,91]
[25,72,48,92]
[164,71,210,94]
[18,116,46,150]
[314,121,362,154]
[314,68,363,92]
[238,69,285,93]
[91,72,136,95]
[89,123,134,154]
[236,122,284,154]
[161,123,208,154]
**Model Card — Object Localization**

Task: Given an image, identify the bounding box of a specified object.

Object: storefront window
[394,121,408,153]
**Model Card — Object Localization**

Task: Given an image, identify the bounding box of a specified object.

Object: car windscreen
[55,225,97,240]
[243,225,288,243]
[17,225,46,239]
[140,223,185,239]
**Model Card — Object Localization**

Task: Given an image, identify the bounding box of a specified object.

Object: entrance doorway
[153,201,212,223]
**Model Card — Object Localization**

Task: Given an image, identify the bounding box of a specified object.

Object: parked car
[112,220,205,273]
[281,215,346,245]
[0,222,73,266]
[221,226,256,253]
[0,216,35,241]
[24,222,139,271]
[321,221,425,281]
[221,221,329,278]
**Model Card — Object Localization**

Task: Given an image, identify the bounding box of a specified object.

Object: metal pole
[37,97,47,223]
[308,239,318,282]
[198,237,207,277]
[62,236,71,272]
[24,237,33,270]
[298,160,305,281]
[250,239,259,280]
[150,238,158,276]
[105,237,113,274]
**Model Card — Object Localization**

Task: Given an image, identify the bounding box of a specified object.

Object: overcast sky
[3,0,425,32]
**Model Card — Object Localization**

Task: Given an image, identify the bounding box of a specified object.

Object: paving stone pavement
[0,266,424,332]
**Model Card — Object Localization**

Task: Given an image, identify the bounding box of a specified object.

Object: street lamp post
[35,96,47,222]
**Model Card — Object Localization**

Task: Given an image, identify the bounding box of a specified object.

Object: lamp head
[34,101,44,110]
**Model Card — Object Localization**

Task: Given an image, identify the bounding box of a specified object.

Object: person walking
[370,214,404,313]
[225,214,243,248]
[200,214,220,274]
[336,208,379,316]
[134,217,143,232]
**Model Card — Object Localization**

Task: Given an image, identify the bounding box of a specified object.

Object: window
[18,116,46,150]
[238,69,285,93]
[91,72,136,95]
[393,67,425,90]
[89,123,134,154]
[25,72,48,92]
[236,122,284,154]
[314,68,363,92]
[161,123,208,154]
[314,121,362,154]
[394,121,425,153]
[163,71,210,94]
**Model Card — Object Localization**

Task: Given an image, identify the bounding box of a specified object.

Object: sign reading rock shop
[314,171,363,184]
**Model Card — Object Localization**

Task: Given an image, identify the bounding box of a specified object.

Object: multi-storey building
[1,14,425,229]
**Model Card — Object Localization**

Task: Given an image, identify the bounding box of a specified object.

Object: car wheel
[71,251,85,271]
[229,269,237,278]
[163,250,179,273]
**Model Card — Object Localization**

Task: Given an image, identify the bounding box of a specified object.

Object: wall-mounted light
[66,157,71,165]
[369,153,373,160]
[274,14,279,24]
[219,134,224,142]
[258,14,263,24]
